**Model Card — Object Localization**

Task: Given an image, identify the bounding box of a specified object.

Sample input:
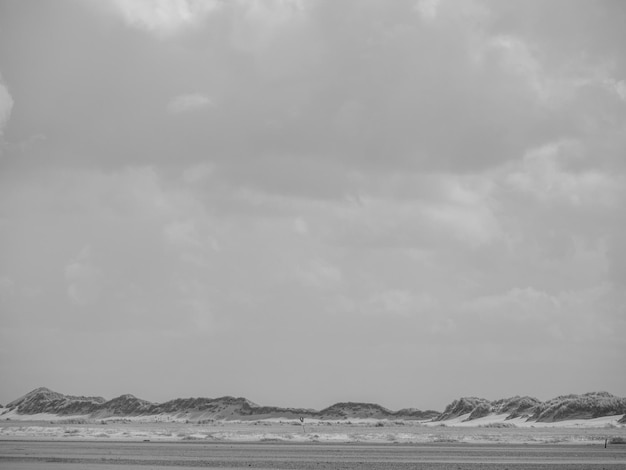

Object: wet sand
[1,440,626,469]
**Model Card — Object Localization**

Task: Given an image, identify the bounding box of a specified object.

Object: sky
[0,0,625,412]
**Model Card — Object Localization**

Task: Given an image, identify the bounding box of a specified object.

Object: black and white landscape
[1,0,625,443]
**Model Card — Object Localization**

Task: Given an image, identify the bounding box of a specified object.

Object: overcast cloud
[0,0,625,411]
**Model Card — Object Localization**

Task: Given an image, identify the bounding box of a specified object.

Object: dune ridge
[435,392,626,423]
[3,387,625,424]
[2,387,438,421]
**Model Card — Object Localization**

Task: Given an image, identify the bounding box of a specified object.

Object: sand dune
[2,387,625,426]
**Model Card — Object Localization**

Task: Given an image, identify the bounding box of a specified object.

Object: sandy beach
[2,419,626,469]
[1,439,626,469]
[2,417,626,444]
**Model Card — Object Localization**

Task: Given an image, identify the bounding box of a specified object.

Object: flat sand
[2,419,625,444]
[1,440,626,469]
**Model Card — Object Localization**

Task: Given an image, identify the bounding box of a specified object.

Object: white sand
[426,412,625,428]
[1,405,623,433]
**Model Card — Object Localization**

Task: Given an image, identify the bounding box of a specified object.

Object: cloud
[17,0,624,180]
[603,79,626,102]
[421,201,502,248]
[365,289,437,317]
[296,259,342,290]
[167,93,213,114]
[293,216,308,235]
[109,0,221,35]
[163,219,203,249]
[182,163,214,184]
[504,141,623,206]
[486,35,549,101]
[230,0,307,53]
[460,285,617,343]
[328,173,502,250]
[2,0,626,409]
[414,0,440,21]
[163,219,220,266]
[0,74,13,140]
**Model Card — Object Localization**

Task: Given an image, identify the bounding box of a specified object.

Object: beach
[1,439,626,469]
[2,417,625,444]
[2,419,626,469]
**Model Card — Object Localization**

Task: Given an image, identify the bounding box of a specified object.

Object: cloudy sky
[1,0,625,411]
